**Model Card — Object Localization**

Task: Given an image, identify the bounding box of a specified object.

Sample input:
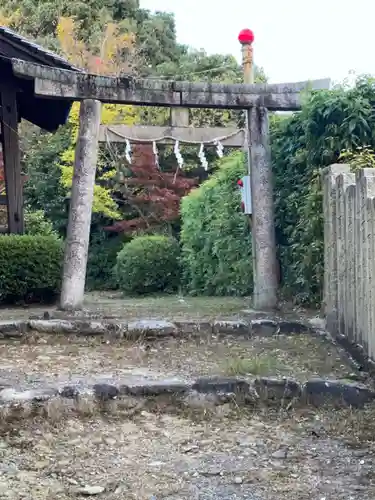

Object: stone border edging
[0,316,319,340]
[0,376,373,413]
[331,331,375,378]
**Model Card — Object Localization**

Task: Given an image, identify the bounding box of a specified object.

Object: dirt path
[0,405,374,500]
[0,296,373,498]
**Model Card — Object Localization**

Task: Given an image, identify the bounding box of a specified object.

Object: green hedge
[272,78,375,305]
[115,235,181,295]
[180,152,253,296]
[0,235,63,303]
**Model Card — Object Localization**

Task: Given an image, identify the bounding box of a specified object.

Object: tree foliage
[1,0,261,293]
[272,77,375,305]
[55,16,140,220]
[106,144,198,234]
[180,152,253,296]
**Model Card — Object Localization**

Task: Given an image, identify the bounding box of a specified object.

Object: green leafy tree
[272,76,375,305]
[180,152,253,296]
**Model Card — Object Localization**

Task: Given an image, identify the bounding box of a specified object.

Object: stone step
[0,316,320,340]
[0,372,373,413]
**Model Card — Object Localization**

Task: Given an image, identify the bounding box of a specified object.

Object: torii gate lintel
[12,59,330,112]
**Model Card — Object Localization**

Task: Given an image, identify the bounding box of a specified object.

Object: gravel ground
[0,404,374,499]
[0,295,371,498]
[0,333,359,390]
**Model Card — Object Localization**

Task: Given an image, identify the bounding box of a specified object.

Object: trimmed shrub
[180,152,253,296]
[115,235,181,295]
[24,209,59,238]
[0,235,63,303]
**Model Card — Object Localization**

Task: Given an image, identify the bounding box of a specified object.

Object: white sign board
[239,175,252,215]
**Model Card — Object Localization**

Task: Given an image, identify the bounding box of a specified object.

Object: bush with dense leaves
[24,209,60,238]
[180,152,253,296]
[272,77,375,305]
[115,235,181,295]
[0,235,63,303]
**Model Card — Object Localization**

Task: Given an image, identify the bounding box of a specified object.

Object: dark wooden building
[0,26,81,233]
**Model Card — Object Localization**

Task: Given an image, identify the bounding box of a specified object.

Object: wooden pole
[60,99,101,311]
[0,83,24,234]
[239,28,278,309]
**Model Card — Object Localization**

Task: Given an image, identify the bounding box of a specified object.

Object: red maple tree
[105,144,198,233]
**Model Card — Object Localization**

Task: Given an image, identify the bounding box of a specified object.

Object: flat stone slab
[304,379,375,407]
[254,377,301,401]
[0,320,25,338]
[127,319,178,337]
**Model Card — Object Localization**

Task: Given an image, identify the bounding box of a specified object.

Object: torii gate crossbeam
[12,59,329,111]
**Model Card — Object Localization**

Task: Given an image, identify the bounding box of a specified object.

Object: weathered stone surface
[253,377,301,401]
[249,319,278,336]
[0,375,373,412]
[277,321,311,335]
[0,387,56,403]
[28,319,127,336]
[21,315,330,341]
[127,320,178,337]
[308,317,326,330]
[13,58,329,111]
[100,125,245,147]
[174,321,212,335]
[303,379,375,408]
[212,320,250,335]
[192,377,250,395]
[59,99,102,312]
[93,384,119,401]
[121,381,191,397]
[323,166,375,364]
[183,390,232,408]
[59,386,80,399]
[28,319,78,334]
[0,320,26,338]
[76,485,105,496]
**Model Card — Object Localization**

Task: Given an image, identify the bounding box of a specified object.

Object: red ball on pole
[238,28,254,45]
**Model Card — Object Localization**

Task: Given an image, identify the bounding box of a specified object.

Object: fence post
[343,180,356,343]
[336,172,355,339]
[369,197,375,359]
[322,164,350,333]
[355,169,375,353]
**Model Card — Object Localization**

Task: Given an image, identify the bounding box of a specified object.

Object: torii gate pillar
[239,28,278,309]
[60,99,101,311]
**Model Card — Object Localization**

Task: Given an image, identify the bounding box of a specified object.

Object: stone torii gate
[11,57,329,311]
